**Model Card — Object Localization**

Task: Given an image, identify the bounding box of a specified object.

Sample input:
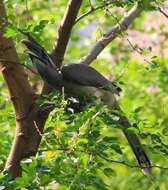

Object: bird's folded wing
[62,63,109,88]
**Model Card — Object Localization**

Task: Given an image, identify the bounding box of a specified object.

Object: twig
[75,1,114,24]
[33,121,43,136]
[107,11,155,68]
[158,7,168,19]
[40,147,168,171]
[25,0,29,17]
[97,153,168,170]
[0,58,38,75]
[88,0,94,10]
[80,5,143,65]
[97,153,140,168]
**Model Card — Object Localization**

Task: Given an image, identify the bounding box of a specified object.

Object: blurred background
[1,0,168,189]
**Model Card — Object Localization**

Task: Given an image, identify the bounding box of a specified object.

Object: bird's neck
[44,67,63,89]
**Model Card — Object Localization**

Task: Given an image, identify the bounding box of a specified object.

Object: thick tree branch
[51,0,83,68]
[80,5,143,65]
[41,0,83,110]
[0,0,48,178]
[0,59,38,74]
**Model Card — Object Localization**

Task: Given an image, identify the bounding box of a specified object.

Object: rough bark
[0,0,48,178]
[0,0,83,178]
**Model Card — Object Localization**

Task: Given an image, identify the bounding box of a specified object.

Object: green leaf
[103,136,118,143]
[103,168,116,177]
[126,127,139,134]
[151,134,162,143]
[133,106,143,113]
[110,144,123,154]
[4,26,17,38]
[162,127,168,136]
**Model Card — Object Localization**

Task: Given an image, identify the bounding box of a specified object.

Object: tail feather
[119,116,152,175]
[19,29,56,68]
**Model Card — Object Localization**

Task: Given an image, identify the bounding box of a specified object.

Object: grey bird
[21,31,152,175]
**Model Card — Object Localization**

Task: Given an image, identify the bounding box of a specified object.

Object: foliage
[1,0,168,189]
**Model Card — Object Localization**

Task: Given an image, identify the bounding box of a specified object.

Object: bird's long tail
[100,90,151,175]
[118,116,152,175]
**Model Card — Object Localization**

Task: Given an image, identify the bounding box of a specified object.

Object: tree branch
[80,5,143,65]
[40,0,83,115]
[40,147,168,171]
[0,0,34,177]
[75,1,114,24]
[0,0,49,178]
[158,7,168,19]
[97,153,168,171]
[0,59,38,75]
[51,0,83,68]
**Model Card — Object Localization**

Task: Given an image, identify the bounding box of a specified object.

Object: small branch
[51,0,83,67]
[80,5,143,65]
[33,121,43,137]
[106,10,156,68]
[97,153,140,168]
[0,59,38,75]
[97,153,168,170]
[75,1,114,24]
[158,7,168,19]
[152,165,168,170]
[40,146,168,171]
[88,0,94,10]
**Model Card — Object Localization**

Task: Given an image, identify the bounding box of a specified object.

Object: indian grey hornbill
[21,31,152,175]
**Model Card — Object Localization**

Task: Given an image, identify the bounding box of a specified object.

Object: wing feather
[62,64,109,88]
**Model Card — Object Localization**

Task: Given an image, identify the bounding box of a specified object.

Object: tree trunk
[0,0,47,178]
